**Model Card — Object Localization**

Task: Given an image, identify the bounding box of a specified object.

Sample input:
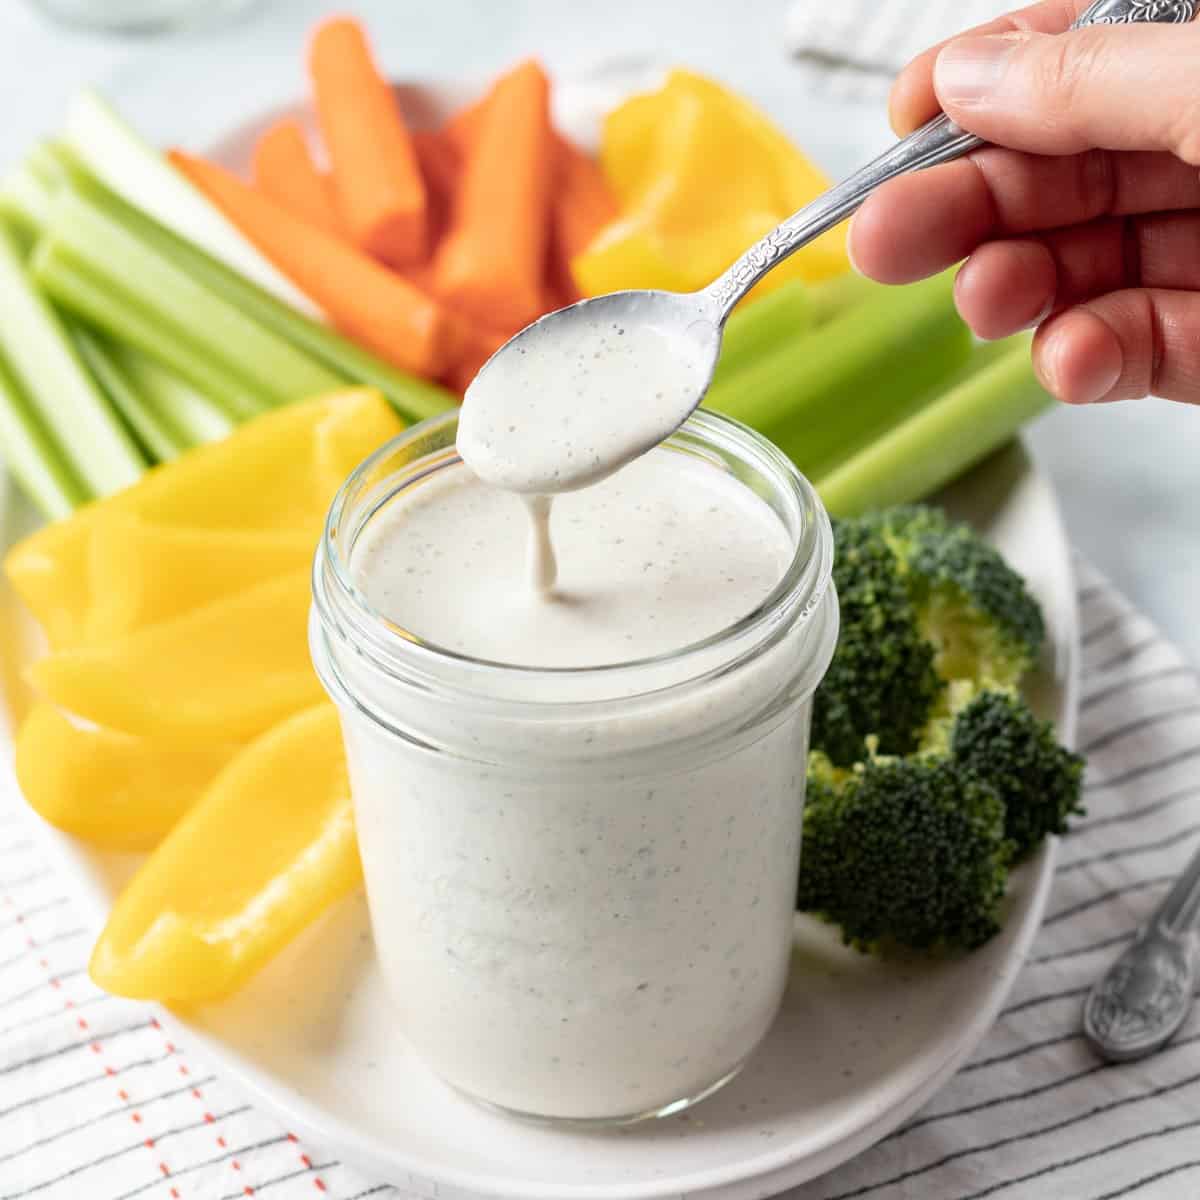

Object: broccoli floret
[881,506,1045,689]
[798,752,1012,952]
[811,517,943,765]
[952,690,1085,859]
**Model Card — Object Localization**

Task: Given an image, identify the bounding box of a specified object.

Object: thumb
[933,24,1200,162]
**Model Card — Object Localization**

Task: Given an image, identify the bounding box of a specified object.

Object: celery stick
[704,270,972,482]
[62,88,322,318]
[33,239,269,422]
[808,272,883,326]
[816,336,1052,518]
[39,186,343,408]
[108,341,235,447]
[74,327,184,462]
[53,158,454,425]
[0,159,54,245]
[715,280,813,384]
[0,219,145,496]
[0,349,87,519]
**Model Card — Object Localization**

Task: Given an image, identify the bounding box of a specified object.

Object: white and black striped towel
[786,0,1015,100]
[1,558,1198,1198]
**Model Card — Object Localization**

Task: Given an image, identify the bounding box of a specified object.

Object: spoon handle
[704,0,1200,323]
[1159,838,1200,935]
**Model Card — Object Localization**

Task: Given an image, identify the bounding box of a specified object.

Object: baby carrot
[432,60,555,333]
[169,151,463,378]
[553,136,619,261]
[411,129,460,246]
[308,16,426,266]
[252,119,344,238]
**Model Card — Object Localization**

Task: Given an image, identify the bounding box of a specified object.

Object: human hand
[848,2,1200,405]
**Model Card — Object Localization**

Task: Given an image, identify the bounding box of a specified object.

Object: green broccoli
[811,506,1044,766]
[798,752,1012,952]
[812,516,943,765]
[881,505,1045,690]
[952,690,1085,859]
[799,505,1081,954]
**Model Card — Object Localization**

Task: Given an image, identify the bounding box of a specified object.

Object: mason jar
[310,409,837,1125]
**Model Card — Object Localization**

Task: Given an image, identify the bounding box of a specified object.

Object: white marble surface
[2,0,1197,664]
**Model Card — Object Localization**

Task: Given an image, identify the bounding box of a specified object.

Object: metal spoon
[1084,842,1200,1061]
[463,0,1198,494]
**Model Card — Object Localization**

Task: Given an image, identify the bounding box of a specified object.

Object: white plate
[3,71,1079,1200]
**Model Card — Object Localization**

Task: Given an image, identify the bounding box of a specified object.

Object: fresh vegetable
[813,506,1045,767]
[83,515,313,644]
[799,506,1082,953]
[5,389,402,650]
[252,119,345,237]
[170,149,466,378]
[62,88,321,316]
[16,702,234,851]
[37,181,340,415]
[811,512,943,766]
[309,16,427,265]
[951,690,1085,860]
[0,154,55,245]
[433,60,556,334]
[411,128,460,244]
[715,278,813,383]
[816,337,1054,518]
[0,348,84,519]
[573,69,850,301]
[705,270,973,482]
[0,217,146,497]
[799,753,1012,952]
[41,155,452,423]
[29,568,323,745]
[90,703,359,1003]
[74,328,188,462]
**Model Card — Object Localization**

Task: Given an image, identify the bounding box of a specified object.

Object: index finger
[889,0,1087,134]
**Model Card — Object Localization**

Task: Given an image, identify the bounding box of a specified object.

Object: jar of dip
[310,408,837,1125]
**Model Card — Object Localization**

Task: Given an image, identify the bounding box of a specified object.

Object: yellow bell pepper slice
[84,516,315,645]
[4,389,402,650]
[16,703,234,851]
[29,570,322,746]
[573,69,850,300]
[90,704,359,1003]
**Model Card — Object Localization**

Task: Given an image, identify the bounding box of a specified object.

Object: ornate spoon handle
[704,0,1200,322]
[1084,841,1200,1062]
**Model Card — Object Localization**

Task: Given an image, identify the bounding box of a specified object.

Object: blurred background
[3,0,1197,663]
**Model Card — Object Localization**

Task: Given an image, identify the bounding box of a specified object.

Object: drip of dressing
[457,311,712,595]
[524,495,558,594]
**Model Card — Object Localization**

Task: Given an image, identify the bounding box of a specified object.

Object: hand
[848,2,1200,406]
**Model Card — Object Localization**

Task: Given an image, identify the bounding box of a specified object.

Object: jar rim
[312,409,834,708]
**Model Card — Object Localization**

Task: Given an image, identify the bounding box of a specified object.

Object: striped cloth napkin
[2,557,1199,1199]
[786,0,1015,99]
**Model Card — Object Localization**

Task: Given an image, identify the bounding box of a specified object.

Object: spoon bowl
[457,289,721,495]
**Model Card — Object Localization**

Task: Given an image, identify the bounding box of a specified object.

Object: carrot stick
[432,60,555,333]
[444,96,613,306]
[308,17,427,266]
[553,136,619,260]
[445,324,506,395]
[169,151,464,378]
[411,129,460,247]
[252,119,345,238]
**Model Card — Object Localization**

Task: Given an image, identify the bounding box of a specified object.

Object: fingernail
[1039,322,1122,405]
[935,34,1024,107]
[846,214,865,277]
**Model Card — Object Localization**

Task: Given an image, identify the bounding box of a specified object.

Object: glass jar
[310,410,838,1125]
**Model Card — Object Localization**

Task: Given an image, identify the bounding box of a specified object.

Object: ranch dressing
[314,320,837,1122]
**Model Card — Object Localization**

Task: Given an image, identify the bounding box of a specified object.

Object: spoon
[1083,841,1200,1062]
[458,0,1199,495]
